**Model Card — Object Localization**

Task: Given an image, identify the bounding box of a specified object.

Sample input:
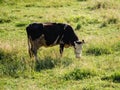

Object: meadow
[0,0,120,90]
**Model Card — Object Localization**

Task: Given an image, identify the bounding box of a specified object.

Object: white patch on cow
[64,24,68,30]
[74,40,84,58]
[53,35,60,45]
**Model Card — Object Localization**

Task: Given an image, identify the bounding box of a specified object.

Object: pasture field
[0,0,120,90]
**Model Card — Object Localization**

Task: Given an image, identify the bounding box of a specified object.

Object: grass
[0,0,120,89]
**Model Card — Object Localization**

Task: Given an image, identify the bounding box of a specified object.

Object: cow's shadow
[35,57,56,71]
[35,56,73,71]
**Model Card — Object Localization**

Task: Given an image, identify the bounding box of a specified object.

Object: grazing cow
[26,23,84,61]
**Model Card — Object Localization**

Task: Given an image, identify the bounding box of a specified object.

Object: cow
[26,23,84,61]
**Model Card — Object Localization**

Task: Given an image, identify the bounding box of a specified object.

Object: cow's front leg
[60,44,64,57]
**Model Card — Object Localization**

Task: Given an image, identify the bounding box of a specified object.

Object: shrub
[64,68,96,80]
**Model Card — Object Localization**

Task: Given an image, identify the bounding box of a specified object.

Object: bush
[64,68,96,80]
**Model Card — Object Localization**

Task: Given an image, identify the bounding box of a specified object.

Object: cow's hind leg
[28,37,34,58]
[28,48,33,58]
[60,44,64,57]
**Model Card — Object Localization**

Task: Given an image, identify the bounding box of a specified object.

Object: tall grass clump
[100,11,120,28]
[88,0,120,10]
[112,41,120,52]
[102,72,120,83]
[0,49,33,78]
[65,15,100,29]
[0,49,19,77]
[36,57,73,71]
[15,22,28,27]
[64,68,96,80]
[77,0,87,2]
[35,57,56,71]
[75,22,81,30]
[0,17,11,24]
[86,44,113,56]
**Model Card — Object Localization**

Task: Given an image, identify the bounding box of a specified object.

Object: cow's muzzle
[75,53,81,58]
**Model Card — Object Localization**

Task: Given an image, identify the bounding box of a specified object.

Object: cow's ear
[76,41,82,44]
[82,40,85,44]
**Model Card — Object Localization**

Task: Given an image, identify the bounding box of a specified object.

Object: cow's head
[74,40,85,58]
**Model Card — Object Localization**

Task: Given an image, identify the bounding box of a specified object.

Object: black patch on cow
[62,25,78,46]
[43,23,65,46]
[26,23,43,40]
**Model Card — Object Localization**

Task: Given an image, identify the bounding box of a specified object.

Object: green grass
[0,0,120,89]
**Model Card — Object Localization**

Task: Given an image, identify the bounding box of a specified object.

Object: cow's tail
[27,36,33,58]
[26,26,33,58]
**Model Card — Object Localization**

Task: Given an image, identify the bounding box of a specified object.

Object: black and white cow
[26,23,84,61]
